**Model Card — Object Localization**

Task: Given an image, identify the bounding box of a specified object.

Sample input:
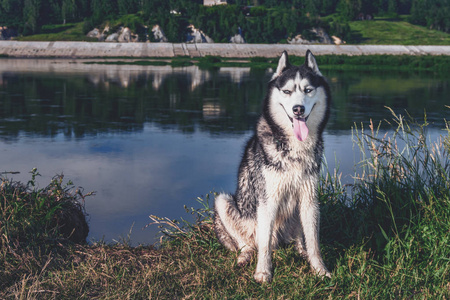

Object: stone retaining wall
[0,41,449,58]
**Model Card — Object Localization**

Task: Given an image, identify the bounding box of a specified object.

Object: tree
[40,0,63,24]
[410,0,449,32]
[387,0,398,14]
[337,0,362,21]
[62,0,76,23]
[318,0,340,16]
[118,0,139,16]
[304,0,319,16]
[143,0,170,24]
[75,0,92,19]
[91,0,118,24]
[23,0,41,34]
[0,0,24,28]
[160,13,190,42]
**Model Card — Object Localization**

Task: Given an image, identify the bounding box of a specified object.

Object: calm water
[0,59,448,245]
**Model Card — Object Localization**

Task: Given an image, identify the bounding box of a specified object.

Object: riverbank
[1,41,450,58]
[1,53,448,75]
[1,112,449,298]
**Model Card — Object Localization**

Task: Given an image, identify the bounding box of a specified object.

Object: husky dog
[214,50,331,283]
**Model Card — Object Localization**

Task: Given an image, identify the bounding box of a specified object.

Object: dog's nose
[292,105,305,116]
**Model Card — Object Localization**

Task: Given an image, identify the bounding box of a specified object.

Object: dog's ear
[272,51,289,80]
[305,50,322,76]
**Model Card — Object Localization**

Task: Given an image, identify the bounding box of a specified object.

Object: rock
[230,27,245,44]
[97,34,106,42]
[86,26,112,41]
[118,27,132,42]
[89,26,137,43]
[310,27,332,44]
[288,28,332,44]
[105,33,119,42]
[104,27,138,43]
[287,34,310,44]
[86,28,100,38]
[186,25,214,43]
[0,26,18,40]
[331,35,345,45]
[204,34,214,43]
[229,33,245,44]
[152,25,168,42]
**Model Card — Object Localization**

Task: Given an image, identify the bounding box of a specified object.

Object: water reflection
[0,59,448,245]
[0,60,264,139]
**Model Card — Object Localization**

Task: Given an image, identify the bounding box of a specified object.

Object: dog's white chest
[263,165,308,203]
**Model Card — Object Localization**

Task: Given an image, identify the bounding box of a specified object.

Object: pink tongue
[293,118,309,141]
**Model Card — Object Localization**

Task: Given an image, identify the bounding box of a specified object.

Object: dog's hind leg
[295,231,308,258]
[214,207,239,251]
[237,245,254,266]
[214,193,255,255]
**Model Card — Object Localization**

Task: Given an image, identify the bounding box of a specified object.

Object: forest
[0,0,448,43]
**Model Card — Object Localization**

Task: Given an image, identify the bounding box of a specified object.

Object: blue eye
[304,88,313,94]
[283,90,292,95]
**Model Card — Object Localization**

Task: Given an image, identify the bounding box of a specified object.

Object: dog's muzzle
[292,105,305,117]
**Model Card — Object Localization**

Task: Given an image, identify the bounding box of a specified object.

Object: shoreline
[1,41,450,58]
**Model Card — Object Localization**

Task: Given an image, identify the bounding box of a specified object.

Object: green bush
[82,18,94,35]
[0,169,91,247]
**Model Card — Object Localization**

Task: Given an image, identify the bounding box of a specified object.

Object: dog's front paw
[310,257,331,278]
[315,267,331,278]
[254,271,272,283]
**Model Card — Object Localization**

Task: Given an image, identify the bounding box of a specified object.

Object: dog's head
[268,50,329,141]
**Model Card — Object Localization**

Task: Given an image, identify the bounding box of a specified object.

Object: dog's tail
[214,193,255,251]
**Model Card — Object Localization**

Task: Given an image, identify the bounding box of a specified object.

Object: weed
[0,170,93,292]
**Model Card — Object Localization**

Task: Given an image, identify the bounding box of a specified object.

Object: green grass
[193,54,450,73]
[80,55,450,75]
[84,60,171,66]
[317,54,450,73]
[83,57,195,67]
[17,22,97,42]
[1,110,449,298]
[348,16,450,45]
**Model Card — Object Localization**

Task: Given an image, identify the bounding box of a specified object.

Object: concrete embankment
[0,41,449,58]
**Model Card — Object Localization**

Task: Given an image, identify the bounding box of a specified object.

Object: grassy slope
[348,16,450,45]
[14,16,450,45]
[17,22,97,42]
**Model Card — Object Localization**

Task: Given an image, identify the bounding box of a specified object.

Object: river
[0,59,448,245]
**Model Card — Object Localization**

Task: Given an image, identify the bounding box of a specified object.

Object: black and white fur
[214,50,331,283]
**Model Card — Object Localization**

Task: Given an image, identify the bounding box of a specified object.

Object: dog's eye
[282,90,292,95]
[304,88,313,94]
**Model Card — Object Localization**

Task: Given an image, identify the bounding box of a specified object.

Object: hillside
[2,0,449,45]
[348,16,450,45]
[14,16,450,45]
